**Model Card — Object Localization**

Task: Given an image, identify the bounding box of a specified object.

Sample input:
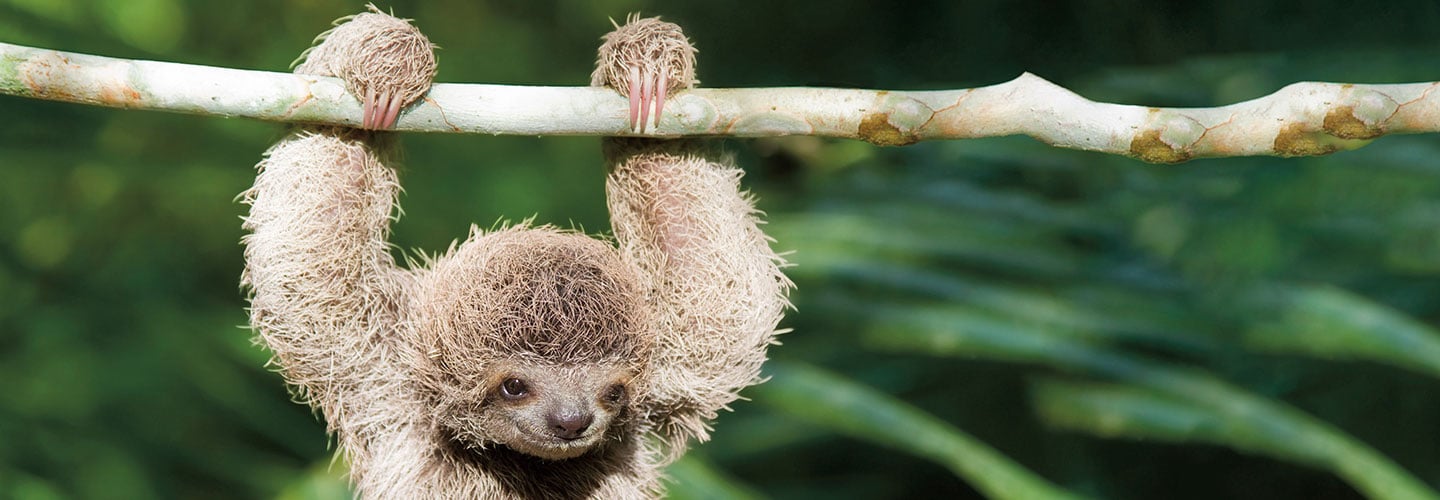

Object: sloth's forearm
[605,139,790,445]
[241,132,406,397]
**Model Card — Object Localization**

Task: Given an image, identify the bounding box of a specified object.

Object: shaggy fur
[591,14,698,132]
[241,10,789,499]
[295,4,437,129]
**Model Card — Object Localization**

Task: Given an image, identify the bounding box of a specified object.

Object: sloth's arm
[240,131,409,410]
[605,138,791,453]
[240,7,433,427]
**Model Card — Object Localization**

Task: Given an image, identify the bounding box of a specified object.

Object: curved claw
[379,92,403,130]
[627,66,642,132]
[624,66,675,133]
[638,70,654,133]
[362,88,378,130]
[359,90,404,130]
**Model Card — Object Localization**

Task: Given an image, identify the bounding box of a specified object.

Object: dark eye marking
[501,378,529,400]
[605,383,626,404]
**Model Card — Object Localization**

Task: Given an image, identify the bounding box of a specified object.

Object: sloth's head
[410,227,651,460]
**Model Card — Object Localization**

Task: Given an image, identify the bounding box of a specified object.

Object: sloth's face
[464,362,635,460]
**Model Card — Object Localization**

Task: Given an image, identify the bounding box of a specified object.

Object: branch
[4,41,1440,163]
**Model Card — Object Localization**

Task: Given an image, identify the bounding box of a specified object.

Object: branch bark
[4,41,1440,163]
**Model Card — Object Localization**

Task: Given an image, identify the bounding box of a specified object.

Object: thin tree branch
[4,41,1440,163]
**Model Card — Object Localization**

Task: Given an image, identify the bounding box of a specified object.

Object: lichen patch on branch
[1129,129,1192,164]
[1272,122,1372,157]
[859,112,919,146]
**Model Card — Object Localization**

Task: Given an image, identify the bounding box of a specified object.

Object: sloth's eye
[605,384,626,404]
[500,378,529,399]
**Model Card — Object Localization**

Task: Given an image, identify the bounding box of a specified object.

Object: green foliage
[1246,285,1440,378]
[860,302,1435,499]
[2,0,1440,499]
[754,362,1084,500]
[665,456,763,500]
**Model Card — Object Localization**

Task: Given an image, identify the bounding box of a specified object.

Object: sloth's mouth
[536,430,598,447]
[512,426,601,459]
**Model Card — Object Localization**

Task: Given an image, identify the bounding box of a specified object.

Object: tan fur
[294,4,437,117]
[602,138,792,458]
[590,14,698,97]
[242,11,788,499]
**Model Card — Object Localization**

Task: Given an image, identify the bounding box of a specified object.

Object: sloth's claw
[360,91,405,130]
[598,15,695,134]
[628,66,643,132]
[628,69,669,133]
[362,88,377,130]
[638,69,654,133]
[381,92,404,130]
[295,8,436,131]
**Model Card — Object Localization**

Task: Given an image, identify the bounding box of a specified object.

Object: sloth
[240,7,789,499]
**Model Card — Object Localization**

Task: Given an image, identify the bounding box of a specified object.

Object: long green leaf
[867,306,1440,500]
[1032,379,1319,464]
[754,362,1086,500]
[1247,285,1440,379]
[666,455,765,500]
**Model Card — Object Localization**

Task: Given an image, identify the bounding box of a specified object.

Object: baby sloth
[241,8,788,499]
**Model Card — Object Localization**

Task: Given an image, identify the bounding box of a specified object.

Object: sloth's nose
[548,411,594,440]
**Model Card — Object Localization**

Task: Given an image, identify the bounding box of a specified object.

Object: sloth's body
[241,9,788,499]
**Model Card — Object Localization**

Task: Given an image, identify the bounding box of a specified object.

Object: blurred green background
[4,0,1440,498]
